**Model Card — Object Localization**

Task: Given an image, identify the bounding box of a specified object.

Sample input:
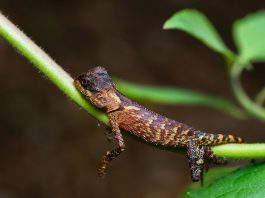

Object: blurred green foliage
[233,11,265,65]
[163,9,265,122]
[163,9,234,62]
[163,9,265,197]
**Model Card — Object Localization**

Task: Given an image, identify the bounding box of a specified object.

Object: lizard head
[74,66,121,112]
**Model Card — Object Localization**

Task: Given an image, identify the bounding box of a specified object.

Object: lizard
[74,66,244,182]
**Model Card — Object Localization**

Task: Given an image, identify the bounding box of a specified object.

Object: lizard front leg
[98,116,125,177]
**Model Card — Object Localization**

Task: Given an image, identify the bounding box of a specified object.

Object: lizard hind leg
[187,141,207,182]
[186,144,227,182]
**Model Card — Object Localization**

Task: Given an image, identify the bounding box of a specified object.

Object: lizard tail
[209,133,244,145]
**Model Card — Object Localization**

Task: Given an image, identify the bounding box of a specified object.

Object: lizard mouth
[73,79,92,97]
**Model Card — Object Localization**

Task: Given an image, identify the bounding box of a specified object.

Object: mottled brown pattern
[74,66,244,182]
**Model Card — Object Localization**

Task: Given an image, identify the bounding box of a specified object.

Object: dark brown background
[0,1,264,198]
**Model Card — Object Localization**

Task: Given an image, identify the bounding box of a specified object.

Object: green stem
[212,143,265,159]
[115,79,247,119]
[255,87,265,106]
[230,63,265,121]
[0,12,264,159]
[0,12,108,124]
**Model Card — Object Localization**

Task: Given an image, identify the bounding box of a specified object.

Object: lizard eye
[81,79,88,87]
[80,79,98,93]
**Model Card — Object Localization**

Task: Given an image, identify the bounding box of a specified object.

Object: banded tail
[208,133,244,145]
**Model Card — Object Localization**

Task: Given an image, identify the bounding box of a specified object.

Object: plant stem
[255,87,265,106]
[212,143,265,159]
[0,12,108,124]
[115,79,247,119]
[0,12,264,159]
[230,63,265,121]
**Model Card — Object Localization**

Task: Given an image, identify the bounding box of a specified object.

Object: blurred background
[0,0,265,197]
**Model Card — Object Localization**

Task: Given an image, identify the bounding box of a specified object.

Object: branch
[0,12,108,124]
[212,143,265,159]
[0,12,264,159]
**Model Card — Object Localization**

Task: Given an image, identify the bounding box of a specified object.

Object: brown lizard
[74,66,244,182]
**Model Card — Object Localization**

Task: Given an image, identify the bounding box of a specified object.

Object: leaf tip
[162,21,171,29]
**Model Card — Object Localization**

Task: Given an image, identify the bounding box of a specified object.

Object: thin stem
[230,63,265,121]
[255,87,265,106]
[212,143,265,159]
[0,12,264,159]
[0,12,108,124]
[115,79,247,119]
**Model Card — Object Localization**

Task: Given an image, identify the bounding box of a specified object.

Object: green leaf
[233,10,265,64]
[163,9,234,61]
[187,163,265,198]
[180,167,236,198]
[115,79,247,119]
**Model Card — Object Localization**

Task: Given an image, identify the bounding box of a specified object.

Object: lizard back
[110,90,243,147]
